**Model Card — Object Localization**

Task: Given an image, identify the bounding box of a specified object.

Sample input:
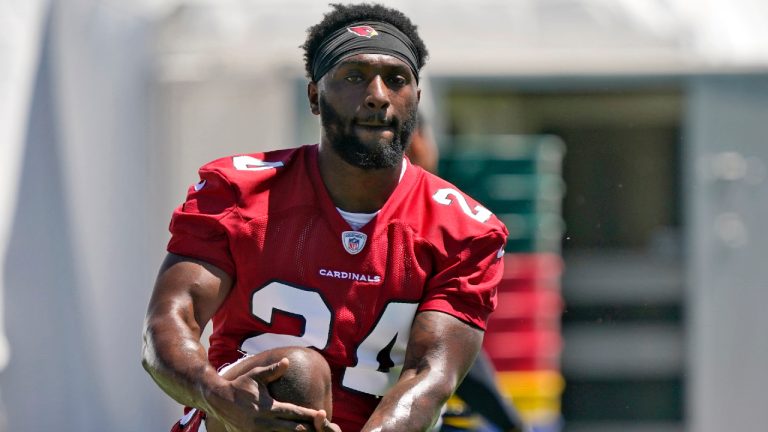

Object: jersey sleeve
[419,230,507,330]
[167,168,238,276]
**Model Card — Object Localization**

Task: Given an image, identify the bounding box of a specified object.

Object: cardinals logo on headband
[347,25,378,38]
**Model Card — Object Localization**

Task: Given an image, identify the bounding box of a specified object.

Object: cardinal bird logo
[347,25,378,38]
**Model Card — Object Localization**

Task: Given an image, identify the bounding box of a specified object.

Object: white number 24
[241,282,418,397]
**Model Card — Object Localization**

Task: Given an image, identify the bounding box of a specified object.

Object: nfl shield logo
[342,231,367,255]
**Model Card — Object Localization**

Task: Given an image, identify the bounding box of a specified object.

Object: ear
[417,87,421,103]
[308,81,320,115]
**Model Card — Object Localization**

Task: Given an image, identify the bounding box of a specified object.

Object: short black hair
[301,3,429,81]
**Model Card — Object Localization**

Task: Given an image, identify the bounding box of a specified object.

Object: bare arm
[141,253,329,431]
[142,253,230,408]
[361,310,484,432]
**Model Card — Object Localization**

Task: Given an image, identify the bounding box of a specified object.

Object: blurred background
[2,0,767,431]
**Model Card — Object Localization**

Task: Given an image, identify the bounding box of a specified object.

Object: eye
[345,75,364,83]
[388,75,408,87]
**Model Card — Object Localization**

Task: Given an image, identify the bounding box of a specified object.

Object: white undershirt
[337,208,379,230]
[336,159,407,230]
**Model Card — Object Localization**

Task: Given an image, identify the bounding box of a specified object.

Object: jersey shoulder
[193,145,312,216]
[405,167,508,247]
[198,146,305,191]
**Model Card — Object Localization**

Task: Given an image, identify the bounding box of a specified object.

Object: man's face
[313,54,420,169]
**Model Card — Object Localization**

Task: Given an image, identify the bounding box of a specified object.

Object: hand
[312,410,343,432]
[204,358,324,431]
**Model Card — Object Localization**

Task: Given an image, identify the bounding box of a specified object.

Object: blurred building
[2,1,767,431]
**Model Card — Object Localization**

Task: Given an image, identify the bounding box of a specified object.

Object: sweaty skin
[308,54,420,213]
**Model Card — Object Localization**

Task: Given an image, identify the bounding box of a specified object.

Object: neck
[317,143,403,213]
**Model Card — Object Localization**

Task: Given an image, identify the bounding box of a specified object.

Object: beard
[319,95,417,169]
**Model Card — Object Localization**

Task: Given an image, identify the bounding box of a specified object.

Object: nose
[365,76,390,111]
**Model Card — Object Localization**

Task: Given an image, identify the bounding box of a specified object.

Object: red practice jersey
[167,144,508,431]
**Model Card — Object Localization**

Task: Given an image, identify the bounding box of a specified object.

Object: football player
[142,3,508,431]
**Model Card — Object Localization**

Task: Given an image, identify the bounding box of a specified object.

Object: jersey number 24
[241,281,418,397]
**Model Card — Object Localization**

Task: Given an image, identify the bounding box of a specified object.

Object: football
[206,346,332,432]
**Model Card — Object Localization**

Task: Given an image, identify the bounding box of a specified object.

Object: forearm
[361,367,455,432]
[143,254,234,412]
[141,308,225,411]
[360,311,485,431]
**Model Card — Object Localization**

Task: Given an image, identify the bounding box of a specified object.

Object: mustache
[354,113,397,127]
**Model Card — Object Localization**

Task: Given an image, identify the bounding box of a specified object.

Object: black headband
[311,21,420,82]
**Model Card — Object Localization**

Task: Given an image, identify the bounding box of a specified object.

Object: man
[142,3,508,431]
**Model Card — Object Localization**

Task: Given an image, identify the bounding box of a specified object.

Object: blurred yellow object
[442,396,483,429]
[445,395,467,411]
[511,396,561,423]
[441,414,483,430]
[499,371,564,425]
[496,370,565,398]
[444,384,563,427]
[443,371,564,428]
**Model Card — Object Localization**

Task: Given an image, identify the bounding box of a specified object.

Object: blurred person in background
[142,3,508,432]
[405,111,439,173]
